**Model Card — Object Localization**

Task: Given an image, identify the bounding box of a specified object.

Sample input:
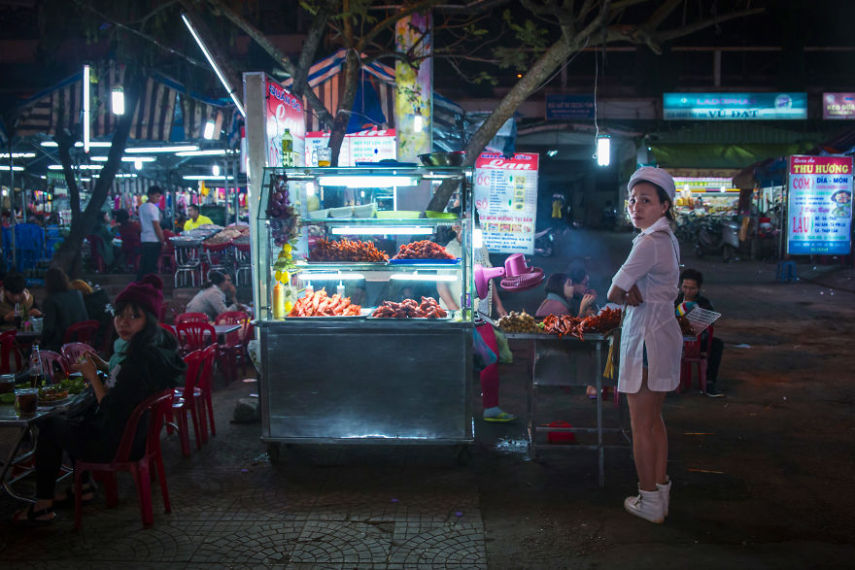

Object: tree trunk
[328,49,360,166]
[426,37,579,213]
[51,65,145,277]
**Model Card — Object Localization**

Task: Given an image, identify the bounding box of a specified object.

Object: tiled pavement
[0,377,488,569]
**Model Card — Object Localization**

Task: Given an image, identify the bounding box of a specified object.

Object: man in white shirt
[137,186,165,281]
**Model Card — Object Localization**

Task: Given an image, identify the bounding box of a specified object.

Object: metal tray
[388,258,460,265]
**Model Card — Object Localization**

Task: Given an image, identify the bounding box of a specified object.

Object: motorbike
[695,216,740,261]
[533,227,555,257]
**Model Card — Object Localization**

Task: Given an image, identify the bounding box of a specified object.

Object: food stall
[254,165,475,460]
[672,177,741,220]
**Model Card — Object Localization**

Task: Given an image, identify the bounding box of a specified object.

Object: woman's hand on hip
[626,284,643,306]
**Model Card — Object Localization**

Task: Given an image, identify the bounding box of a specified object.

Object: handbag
[63,386,98,428]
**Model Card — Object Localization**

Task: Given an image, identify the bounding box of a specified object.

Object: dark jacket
[41,289,89,351]
[95,330,185,456]
[82,288,112,350]
[674,293,714,311]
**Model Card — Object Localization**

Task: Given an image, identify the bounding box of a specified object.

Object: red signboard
[265,78,305,167]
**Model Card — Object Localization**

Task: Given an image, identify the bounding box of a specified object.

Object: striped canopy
[283,49,396,132]
[11,61,232,142]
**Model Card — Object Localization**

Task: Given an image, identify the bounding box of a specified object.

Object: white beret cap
[627,167,676,200]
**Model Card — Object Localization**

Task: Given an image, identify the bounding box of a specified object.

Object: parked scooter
[533,227,555,257]
[695,217,740,261]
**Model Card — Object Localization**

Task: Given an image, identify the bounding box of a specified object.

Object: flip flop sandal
[12,504,56,526]
[52,484,97,509]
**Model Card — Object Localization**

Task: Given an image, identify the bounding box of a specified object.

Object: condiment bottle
[281,129,294,167]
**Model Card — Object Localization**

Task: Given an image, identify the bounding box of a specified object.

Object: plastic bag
[493,327,513,364]
[473,327,497,371]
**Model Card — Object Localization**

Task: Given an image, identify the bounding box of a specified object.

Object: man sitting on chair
[675,268,724,398]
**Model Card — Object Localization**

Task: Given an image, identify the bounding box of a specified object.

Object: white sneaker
[624,488,665,523]
[656,479,671,517]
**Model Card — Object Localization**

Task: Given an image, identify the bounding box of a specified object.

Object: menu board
[473,152,539,254]
[304,129,397,167]
[787,155,853,255]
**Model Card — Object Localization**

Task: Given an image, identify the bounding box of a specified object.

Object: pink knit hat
[115,274,163,317]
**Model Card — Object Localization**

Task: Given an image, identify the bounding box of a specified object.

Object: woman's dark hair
[630,181,674,221]
[544,273,568,297]
[113,299,177,358]
[568,266,588,285]
[3,271,26,294]
[114,209,130,224]
[680,268,704,287]
[44,267,70,295]
[206,270,226,289]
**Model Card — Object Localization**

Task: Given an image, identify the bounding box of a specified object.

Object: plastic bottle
[13,303,22,330]
[281,129,294,167]
[272,281,286,320]
[29,342,45,388]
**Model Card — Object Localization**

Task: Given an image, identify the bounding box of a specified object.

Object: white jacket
[611,217,682,393]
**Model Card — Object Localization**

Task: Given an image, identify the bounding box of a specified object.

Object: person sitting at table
[675,268,725,398]
[183,204,214,232]
[114,209,141,272]
[184,270,243,321]
[12,274,185,524]
[69,279,112,352]
[90,211,116,272]
[40,268,89,352]
[0,271,42,329]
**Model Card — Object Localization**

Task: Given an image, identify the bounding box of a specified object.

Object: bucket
[547,420,576,444]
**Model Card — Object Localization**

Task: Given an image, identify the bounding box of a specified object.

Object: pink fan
[474,253,545,299]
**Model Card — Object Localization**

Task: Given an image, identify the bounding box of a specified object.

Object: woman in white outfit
[607,167,682,523]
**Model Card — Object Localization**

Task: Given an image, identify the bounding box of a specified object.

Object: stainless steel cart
[507,332,630,487]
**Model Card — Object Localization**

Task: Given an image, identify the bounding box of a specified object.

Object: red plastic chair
[175,312,209,326]
[171,350,206,455]
[38,350,68,383]
[85,235,106,273]
[159,323,177,339]
[214,310,250,384]
[61,342,96,367]
[0,329,23,374]
[74,388,174,529]
[175,322,216,354]
[680,325,715,393]
[63,320,101,345]
[197,344,217,438]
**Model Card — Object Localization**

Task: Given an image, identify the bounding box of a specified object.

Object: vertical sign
[395,12,432,162]
[265,77,305,167]
[473,152,539,254]
[787,155,853,255]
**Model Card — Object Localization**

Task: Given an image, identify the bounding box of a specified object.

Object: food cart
[254,166,475,461]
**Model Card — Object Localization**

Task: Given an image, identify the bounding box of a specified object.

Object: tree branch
[657,7,765,43]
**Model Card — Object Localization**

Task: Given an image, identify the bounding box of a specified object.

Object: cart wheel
[267,443,281,465]
[455,445,472,466]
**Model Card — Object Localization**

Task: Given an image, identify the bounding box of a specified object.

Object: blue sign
[546,94,595,121]
[663,92,807,120]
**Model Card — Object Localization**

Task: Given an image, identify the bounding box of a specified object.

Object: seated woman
[536,273,571,317]
[184,271,243,322]
[40,268,89,352]
[12,274,185,524]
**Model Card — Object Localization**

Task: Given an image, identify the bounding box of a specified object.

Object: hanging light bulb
[212,164,220,176]
[596,135,610,167]
[134,159,143,170]
[203,120,216,140]
[111,87,125,115]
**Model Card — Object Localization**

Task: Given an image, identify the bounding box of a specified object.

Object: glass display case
[254,166,475,454]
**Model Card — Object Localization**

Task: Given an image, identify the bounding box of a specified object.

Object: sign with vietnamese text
[545,94,595,120]
[265,78,305,167]
[473,152,539,254]
[663,92,807,120]
[786,155,853,255]
[822,93,855,120]
[303,129,397,167]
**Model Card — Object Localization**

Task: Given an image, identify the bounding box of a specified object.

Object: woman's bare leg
[626,368,667,491]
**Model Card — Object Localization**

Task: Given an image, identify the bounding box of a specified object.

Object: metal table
[506,332,630,487]
[0,394,81,502]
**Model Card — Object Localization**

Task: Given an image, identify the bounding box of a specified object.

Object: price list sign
[473,152,539,254]
[787,155,853,255]
[303,129,397,167]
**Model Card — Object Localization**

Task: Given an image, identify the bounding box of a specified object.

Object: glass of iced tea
[14,387,38,417]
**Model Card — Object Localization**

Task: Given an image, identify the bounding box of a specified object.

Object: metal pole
[7,139,16,270]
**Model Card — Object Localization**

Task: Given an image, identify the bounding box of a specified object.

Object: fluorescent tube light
[40,141,111,148]
[318,176,418,188]
[298,273,365,281]
[111,88,125,115]
[47,164,103,170]
[1,165,24,171]
[389,273,457,282]
[181,13,246,117]
[83,65,90,153]
[126,145,199,153]
[182,175,228,180]
[175,149,228,157]
[90,156,156,162]
[413,115,424,133]
[330,226,433,236]
[596,135,610,167]
[0,152,36,159]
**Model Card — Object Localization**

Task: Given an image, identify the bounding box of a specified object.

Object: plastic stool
[775,260,797,282]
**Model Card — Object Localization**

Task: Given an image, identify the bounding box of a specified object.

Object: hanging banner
[304,129,397,167]
[395,12,432,162]
[265,78,305,167]
[787,155,853,255]
[473,152,539,254]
